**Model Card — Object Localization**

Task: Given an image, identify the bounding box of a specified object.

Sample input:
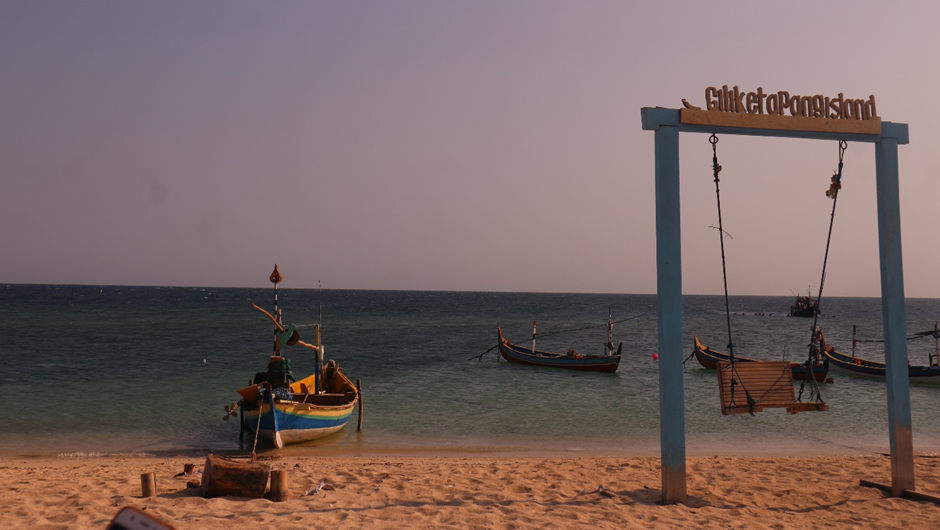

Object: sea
[2,284,940,459]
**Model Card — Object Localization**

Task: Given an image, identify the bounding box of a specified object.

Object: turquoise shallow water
[2,284,939,457]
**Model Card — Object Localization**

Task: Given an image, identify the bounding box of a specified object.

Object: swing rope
[709,134,755,412]
[801,140,847,402]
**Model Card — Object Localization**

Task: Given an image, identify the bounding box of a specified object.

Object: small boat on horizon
[691,335,829,382]
[789,293,820,317]
[497,319,622,373]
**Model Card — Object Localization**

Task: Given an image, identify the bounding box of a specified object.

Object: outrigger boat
[223,266,360,449]
[497,319,622,373]
[692,336,829,382]
[818,325,940,384]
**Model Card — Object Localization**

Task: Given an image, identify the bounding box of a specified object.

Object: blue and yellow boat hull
[239,361,359,448]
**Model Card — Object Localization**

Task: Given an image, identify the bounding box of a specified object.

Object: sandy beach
[2,453,940,529]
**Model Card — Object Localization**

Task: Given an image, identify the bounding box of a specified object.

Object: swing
[717,361,828,415]
[708,134,841,416]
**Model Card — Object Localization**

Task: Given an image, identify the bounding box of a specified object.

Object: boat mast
[607,310,614,356]
[531,321,537,354]
[852,324,857,358]
[314,323,322,394]
[932,321,939,367]
[315,280,324,393]
[269,264,283,355]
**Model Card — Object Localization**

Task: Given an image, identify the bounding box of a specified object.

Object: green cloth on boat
[267,357,295,382]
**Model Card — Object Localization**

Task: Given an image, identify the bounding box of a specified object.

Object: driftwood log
[199,454,271,499]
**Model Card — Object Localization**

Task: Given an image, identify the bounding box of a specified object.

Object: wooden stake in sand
[270,470,289,502]
[140,473,156,497]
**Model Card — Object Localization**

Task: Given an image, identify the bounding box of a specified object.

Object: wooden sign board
[682,86,881,135]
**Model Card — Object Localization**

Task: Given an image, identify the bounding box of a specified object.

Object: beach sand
[2,454,940,529]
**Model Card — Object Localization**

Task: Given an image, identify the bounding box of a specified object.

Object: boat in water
[497,319,621,373]
[789,294,819,317]
[224,266,360,449]
[819,325,940,384]
[691,335,829,382]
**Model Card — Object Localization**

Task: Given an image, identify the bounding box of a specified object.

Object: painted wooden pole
[642,107,687,504]
[140,473,156,497]
[874,128,915,496]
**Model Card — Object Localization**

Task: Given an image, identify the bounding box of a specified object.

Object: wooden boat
[237,358,359,448]
[497,326,621,373]
[789,294,819,317]
[225,266,360,449]
[818,328,940,384]
[692,336,829,382]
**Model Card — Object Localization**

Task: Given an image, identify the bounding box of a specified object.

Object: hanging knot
[826,171,841,199]
[827,140,847,199]
[710,134,721,181]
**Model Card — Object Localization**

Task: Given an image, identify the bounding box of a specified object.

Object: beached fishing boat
[691,336,829,382]
[224,266,360,449]
[818,326,940,384]
[497,321,621,373]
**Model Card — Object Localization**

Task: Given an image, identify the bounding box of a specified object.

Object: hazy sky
[2,1,939,297]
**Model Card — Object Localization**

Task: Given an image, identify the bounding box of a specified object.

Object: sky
[2,1,939,297]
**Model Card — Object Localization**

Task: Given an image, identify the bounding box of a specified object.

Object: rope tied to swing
[802,140,848,403]
[709,134,755,413]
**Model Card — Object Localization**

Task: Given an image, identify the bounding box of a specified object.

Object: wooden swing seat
[717,360,828,415]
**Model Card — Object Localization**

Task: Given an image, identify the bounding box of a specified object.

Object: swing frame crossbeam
[642,107,911,504]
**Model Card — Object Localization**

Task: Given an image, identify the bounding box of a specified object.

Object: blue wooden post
[875,124,915,496]
[643,108,686,504]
